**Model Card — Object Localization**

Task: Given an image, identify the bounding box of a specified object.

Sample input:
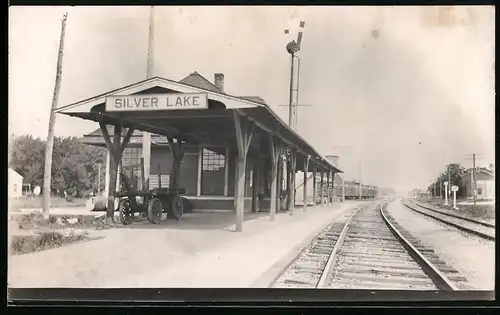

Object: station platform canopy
[54,72,342,174]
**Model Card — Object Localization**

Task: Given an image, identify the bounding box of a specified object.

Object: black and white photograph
[7,5,495,302]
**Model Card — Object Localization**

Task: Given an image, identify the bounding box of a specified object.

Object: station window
[202,148,226,171]
[122,147,141,167]
[201,147,226,196]
[121,147,142,189]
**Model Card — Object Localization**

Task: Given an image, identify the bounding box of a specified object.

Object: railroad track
[272,201,468,290]
[403,201,495,241]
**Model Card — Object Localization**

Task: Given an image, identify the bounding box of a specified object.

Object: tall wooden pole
[42,12,68,220]
[472,153,476,206]
[142,5,154,188]
[97,163,101,194]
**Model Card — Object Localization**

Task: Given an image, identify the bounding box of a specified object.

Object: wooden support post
[256,152,264,211]
[233,150,239,211]
[331,171,336,203]
[140,157,146,191]
[326,170,331,207]
[303,155,310,212]
[276,154,283,210]
[252,156,258,213]
[312,163,317,208]
[105,150,110,200]
[268,135,282,221]
[167,137,184,189]
[99,122,134,223]
[289,149,297,215]
[233,110,254,232]
[285,149,291,210]
[197,146,202,196]
[342,174,345,201]
[224,147,229,196]
[142,132,151,190]
[157,164,162,188]
[320,169,324,206]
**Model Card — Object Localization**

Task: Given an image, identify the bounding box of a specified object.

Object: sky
[8,6,495,194]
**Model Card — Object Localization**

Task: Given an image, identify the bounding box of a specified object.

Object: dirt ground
[388,200,495,290]
[8,201,364,288]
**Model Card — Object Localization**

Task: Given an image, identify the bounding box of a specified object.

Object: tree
[9,135,46,189]
[9,134,107,198]
[429,163,467,199]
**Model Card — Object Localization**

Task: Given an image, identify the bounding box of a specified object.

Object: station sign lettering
[105,93,208,112]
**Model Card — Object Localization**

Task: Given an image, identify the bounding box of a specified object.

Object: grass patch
[11,230,90,255]
[10,196,87,212]
[13,212,127,230]
[453,204,495,220]
[417,197,495,221]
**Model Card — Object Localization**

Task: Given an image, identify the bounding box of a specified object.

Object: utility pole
[42,12,68,220]
[472,153,476,206]
[448,165,451,195]
[97,162,101,194]
[142,5,155,189]
[463,153,484,206]
[358,160,362,200]
[433,179,436,201]
[439,175,442,199]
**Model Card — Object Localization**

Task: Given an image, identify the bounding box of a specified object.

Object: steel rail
[404,203,495,241]
[380,204,458,291]
[316,202,374,288]
[414,202,495,228]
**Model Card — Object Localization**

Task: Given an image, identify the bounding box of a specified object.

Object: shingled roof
[179,71,221,93]
[237,96,267,105]
[87,125,143,137]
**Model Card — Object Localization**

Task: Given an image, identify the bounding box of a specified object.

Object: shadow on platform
[115,211,274,231]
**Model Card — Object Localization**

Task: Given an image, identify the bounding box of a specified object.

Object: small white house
[8,168,23,198]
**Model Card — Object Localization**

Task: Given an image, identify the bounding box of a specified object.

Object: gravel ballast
[387,200,495,290]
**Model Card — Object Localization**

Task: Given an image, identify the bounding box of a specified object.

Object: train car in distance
[343,180,378,200]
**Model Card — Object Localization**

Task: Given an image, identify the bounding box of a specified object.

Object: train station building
[55,71,342,231]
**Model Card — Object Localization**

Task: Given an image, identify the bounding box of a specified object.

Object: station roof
[55,73,342,173]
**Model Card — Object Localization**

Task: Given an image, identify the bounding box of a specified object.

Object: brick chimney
[326,155,340,167]
[214,73,224,93]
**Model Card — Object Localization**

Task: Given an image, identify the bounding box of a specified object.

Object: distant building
[462,167,495,200]
[413,189,430,198]
[8,168,23,198]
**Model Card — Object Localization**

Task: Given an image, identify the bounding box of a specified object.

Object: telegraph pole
[472,153,476,206]
[463,153,484,206]
[448,165,451,193]
[142,5,155,189]
[433,179,436,201]
[42,12,68,220]
[439,175,442,199]
[358,160,362,200]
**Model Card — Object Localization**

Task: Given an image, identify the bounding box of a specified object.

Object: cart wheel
[148,197,163,224]
[119,199,133,225]
[170,195,184,220]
